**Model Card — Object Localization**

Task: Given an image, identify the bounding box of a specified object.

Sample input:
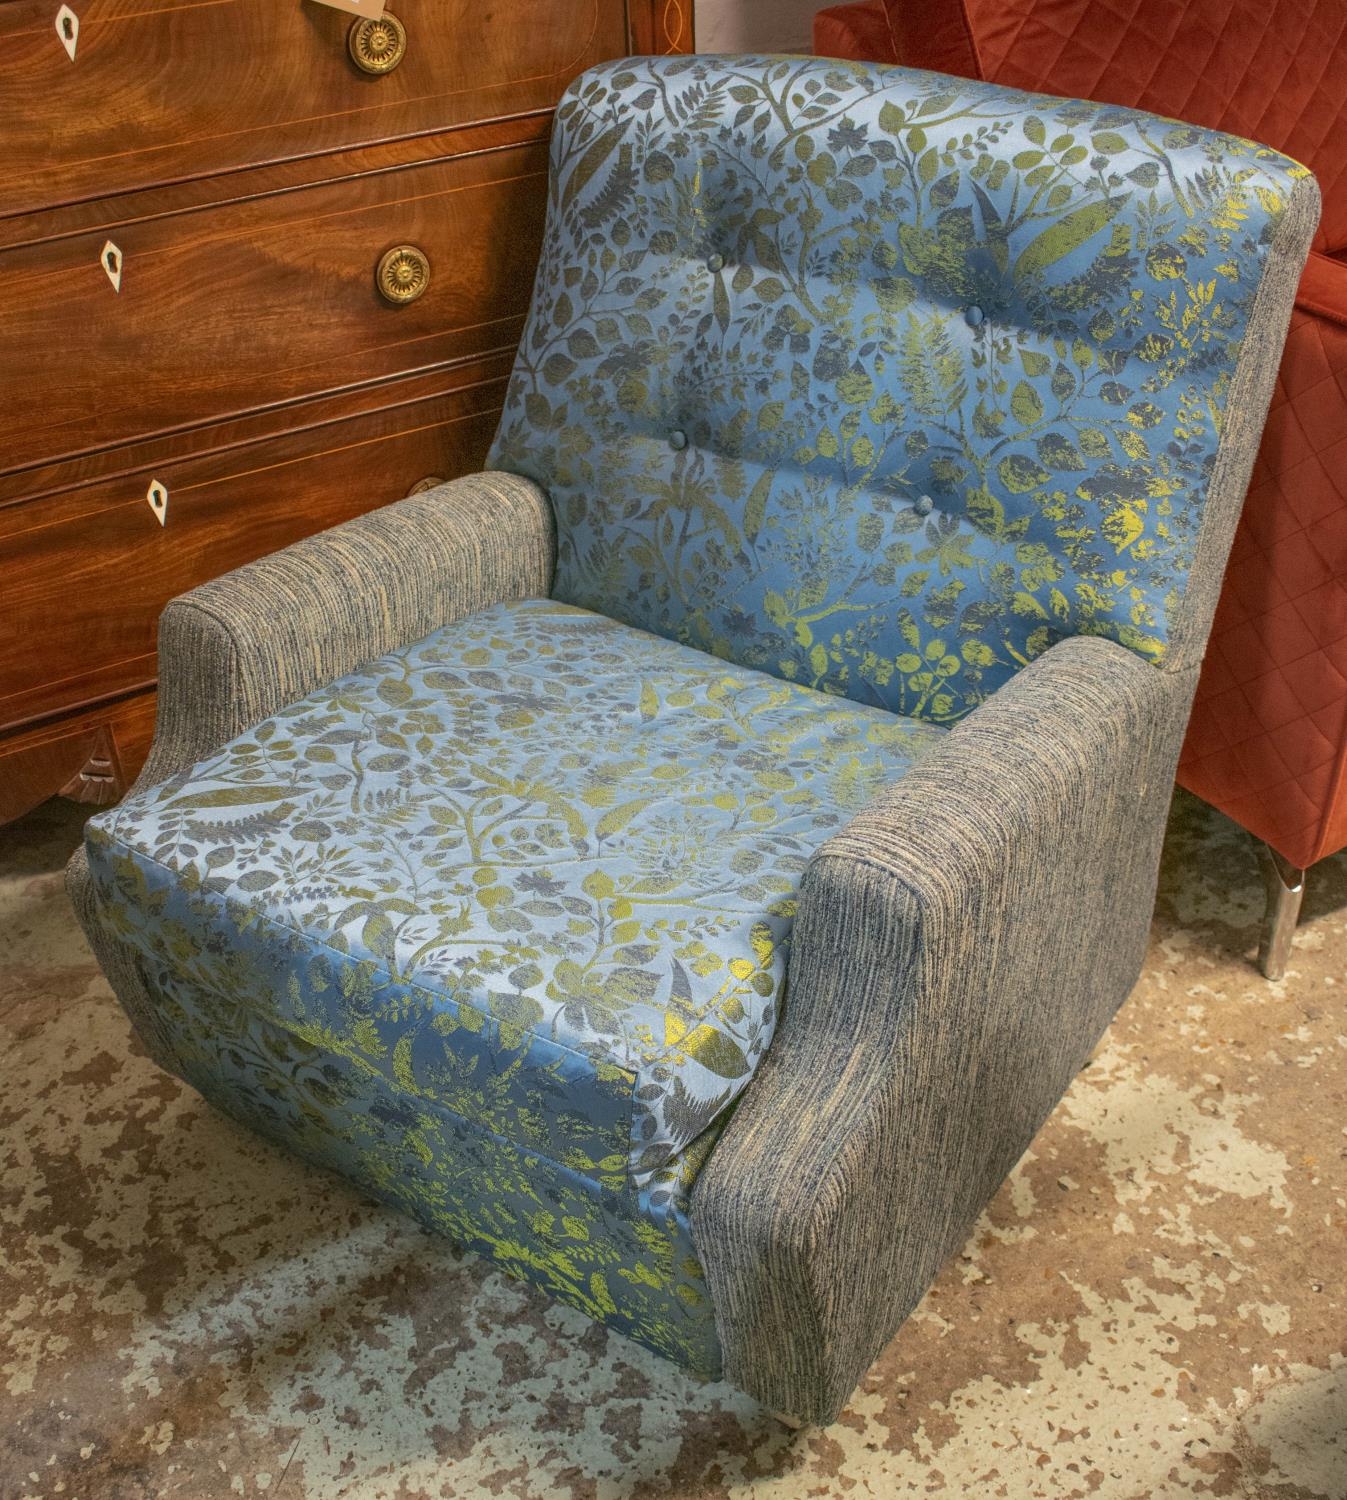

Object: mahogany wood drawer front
[0,375,509,733]
[0,141,548,477]
[0,0,623,221]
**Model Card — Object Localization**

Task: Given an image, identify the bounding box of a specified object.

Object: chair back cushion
[883,0,1347,256]
[488,56,1312,724]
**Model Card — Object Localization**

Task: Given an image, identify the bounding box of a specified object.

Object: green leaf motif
[1145,244,1188,281]
[678,1025,749,1079]
[877,100,906,134]
[998,454,1051,493]
[1014,197,1124,279]
[596,800,650,839]
[1009,381,1044,427]
[166,786,292,810]
[713,275,731,332]
[362,911,397,963]
[561,125,624,213]
[743,473,771,541]
[543,353,577,384]
[1103,502,1146,553]
[836,369,875,405]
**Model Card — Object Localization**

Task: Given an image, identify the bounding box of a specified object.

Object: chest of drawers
[0,0,690,822]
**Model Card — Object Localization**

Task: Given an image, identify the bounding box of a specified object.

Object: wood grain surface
[0,0,623,219]
[0,142,548,474]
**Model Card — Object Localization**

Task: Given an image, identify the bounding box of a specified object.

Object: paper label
[306,0,387,18]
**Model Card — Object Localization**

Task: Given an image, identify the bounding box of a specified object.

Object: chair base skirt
[69,864,726,1383]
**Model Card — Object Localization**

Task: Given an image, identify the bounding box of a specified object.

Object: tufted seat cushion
[86,598,947,1215]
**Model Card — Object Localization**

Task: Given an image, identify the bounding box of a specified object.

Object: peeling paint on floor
[2,790,1344,1499]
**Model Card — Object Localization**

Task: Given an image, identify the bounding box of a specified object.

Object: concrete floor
[2,790,1344,1499]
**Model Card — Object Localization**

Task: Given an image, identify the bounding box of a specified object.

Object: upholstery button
[965,304,985,328]
[914,494,934,516]
[706,253,725,272]
[669,429,688,451]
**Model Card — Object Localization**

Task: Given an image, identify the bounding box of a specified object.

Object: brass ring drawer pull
[376,244,430,306]
[349,12,407,75]
[406,475,447,496]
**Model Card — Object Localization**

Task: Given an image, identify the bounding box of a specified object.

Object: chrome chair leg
[1257,844,1306,981]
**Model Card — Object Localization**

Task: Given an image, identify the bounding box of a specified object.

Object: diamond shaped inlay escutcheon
[55,4,78,60]
[146,479,168,527]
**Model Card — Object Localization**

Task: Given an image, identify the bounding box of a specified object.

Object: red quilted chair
[814,0,1347,976]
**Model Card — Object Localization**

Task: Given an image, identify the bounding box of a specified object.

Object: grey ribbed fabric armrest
[692,635,1197,1423]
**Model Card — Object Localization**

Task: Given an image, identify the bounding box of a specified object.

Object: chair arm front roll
[692,636,1198,1424]
[131,470,555,792]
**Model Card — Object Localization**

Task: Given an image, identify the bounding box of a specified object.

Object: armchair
[813,0,1347,977]
[70,56,1317,1424]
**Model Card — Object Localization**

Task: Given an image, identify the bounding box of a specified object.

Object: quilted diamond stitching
[813,2,897,63]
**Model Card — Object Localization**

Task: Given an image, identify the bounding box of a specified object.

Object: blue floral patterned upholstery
[125,959,728,1375]
[86,599,946,1368]
[490,56,1310,723]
